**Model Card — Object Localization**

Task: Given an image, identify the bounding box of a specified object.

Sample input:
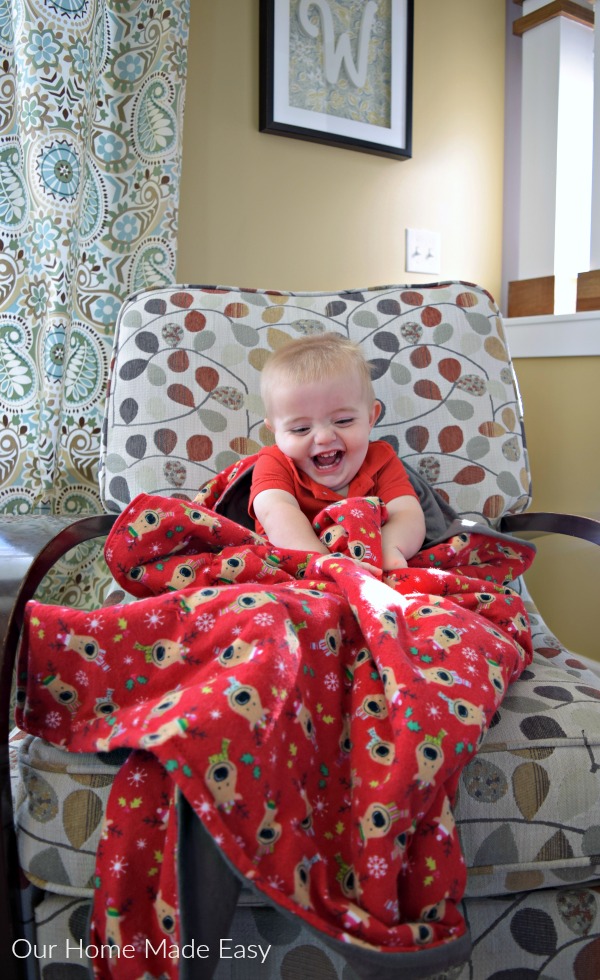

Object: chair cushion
[12,646,600,900]
[12,733,127,895]
[100,283,531,525]
[457,646,600,898]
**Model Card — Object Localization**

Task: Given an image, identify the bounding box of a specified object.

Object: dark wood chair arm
[0,512,117,974]
[500,511,600,546]
[0,513,118,686]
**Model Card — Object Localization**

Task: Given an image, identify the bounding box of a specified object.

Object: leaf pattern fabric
[100,283,531,527]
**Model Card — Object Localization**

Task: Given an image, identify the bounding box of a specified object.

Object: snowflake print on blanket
[16,486,535,979]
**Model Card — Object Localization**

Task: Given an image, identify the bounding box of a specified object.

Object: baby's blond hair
[261,333,375,417]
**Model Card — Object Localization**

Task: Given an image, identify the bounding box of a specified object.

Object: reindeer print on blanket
[16,482,535,979]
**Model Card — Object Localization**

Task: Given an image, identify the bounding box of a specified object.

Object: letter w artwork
[267,0,407,156]
[298,0,378,88]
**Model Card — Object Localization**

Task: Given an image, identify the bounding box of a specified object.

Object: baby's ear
[264,418,274,432]
[370,401,382,427]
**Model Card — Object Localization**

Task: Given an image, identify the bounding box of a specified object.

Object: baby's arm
[254,488,383,576]
[253,488,329,555]
[381,495,426,570]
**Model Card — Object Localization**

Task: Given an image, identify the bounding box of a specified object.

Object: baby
[249,333,425,572]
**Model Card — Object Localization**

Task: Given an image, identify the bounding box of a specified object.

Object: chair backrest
[99,282,531,526]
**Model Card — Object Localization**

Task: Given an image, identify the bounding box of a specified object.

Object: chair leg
[0,785,28,980]
[177,795,242,980]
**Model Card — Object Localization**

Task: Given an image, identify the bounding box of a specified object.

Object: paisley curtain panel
[0,0,190,521]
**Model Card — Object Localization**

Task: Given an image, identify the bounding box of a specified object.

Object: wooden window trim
[513,0,594,36]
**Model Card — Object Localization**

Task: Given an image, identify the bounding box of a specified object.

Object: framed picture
[260,0,413,159]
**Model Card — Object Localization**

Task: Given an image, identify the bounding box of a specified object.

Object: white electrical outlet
[405,228,442,275]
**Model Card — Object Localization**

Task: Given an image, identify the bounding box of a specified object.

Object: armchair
[2,281,599,980]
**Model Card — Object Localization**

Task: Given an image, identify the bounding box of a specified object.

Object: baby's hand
[314,553,381,578]
[354,559,382,578]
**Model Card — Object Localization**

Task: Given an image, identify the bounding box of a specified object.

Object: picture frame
[259,0,413,159]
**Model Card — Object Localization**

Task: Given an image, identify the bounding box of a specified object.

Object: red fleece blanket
[16,492,535,978]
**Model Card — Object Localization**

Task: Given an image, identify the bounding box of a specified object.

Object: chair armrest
[0,513,118,688]
[0,513,118,970]
[500,511,600,546]
[0,513,117,971]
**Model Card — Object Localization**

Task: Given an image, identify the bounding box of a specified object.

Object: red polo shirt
[249,442,416,534]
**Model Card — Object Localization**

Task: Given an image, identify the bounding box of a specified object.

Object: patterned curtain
[0,0,190,604]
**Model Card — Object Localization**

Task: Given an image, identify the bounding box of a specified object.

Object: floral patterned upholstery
[12,283,600,979]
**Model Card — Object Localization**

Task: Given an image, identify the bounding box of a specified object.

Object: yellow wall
[175,1,598,662]
[176,0,506,297]
[515,358,600,662]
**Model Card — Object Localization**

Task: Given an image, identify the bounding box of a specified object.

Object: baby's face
[266,371,380,493]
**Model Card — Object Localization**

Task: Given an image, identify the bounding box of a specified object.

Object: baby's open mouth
[312,450,343,470]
